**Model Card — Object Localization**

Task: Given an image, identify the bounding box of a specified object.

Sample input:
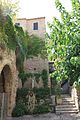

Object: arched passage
[0,65,12,92]
[0,65,13,116]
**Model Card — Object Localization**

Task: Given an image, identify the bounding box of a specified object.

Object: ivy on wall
[18,69,48,87]
[42,69,48,87]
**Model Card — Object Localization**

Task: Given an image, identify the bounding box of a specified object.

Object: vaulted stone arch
[0,48,18,117]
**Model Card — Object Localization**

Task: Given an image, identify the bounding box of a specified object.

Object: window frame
[33,22,38,30]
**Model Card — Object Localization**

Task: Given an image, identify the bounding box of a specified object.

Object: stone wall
[26,17,46,38]
[23,57,50,88]
[16,17,46,38]
[0,46,18,116]
[15,18,27,31]
[16,17,50,88]
[24,57,49,73]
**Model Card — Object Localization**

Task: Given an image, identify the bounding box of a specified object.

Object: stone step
[56,109,79,114]
[62,98,72,101]
[56,106,78,111]
[62,101,75,105]
[62,100,74,103]
[56,104,76,108]
[56,93,79,114]
[61,94,71,97]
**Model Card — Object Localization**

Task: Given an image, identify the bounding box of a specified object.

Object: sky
[15,0,72,32]
[18,0,72,22]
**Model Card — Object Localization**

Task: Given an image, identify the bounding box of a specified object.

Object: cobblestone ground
[6,113,80,120]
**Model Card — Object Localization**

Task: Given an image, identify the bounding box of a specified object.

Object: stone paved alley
[6,113,80,120]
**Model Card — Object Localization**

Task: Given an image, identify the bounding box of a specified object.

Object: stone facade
[16,17,50,88]
[16,17,46,38]
[24,57,49,73]
[0,46,18,116]
[23,57,50,88]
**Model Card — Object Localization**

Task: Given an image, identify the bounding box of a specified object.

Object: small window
[33,22,38,30]
[34,68,36,71]
[15,23,20,26]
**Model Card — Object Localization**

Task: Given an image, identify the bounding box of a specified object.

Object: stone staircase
[56,94,79,114]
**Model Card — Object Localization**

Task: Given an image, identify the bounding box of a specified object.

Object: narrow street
[6,113,80,120]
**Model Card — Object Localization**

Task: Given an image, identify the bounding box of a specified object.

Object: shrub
[12,100,28,117]
[51,87,56,95]
[42,69,48,87]
[18,71,27,86]
[33,104,49,114]
[55,84,62,97]
[16,88,29,102]
[33,87,50,99]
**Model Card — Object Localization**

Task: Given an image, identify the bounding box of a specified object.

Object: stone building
[15,17,46,38]
[0,45,18,117]
[16,17,50,88]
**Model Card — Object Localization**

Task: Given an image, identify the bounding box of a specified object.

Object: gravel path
[6,113,80,120]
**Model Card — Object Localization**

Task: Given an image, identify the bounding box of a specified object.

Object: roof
[17,18,27,20]
[17,17,45,21]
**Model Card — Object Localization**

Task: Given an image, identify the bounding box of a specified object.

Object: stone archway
[0,65,13,117]
[0,63,18,117]
[0,65,12,92]
[0,48,18,117]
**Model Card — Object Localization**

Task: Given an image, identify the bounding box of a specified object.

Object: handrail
[1,93,5,120]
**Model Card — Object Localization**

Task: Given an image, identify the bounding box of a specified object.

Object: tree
[15,25,47,72]
[47,0,80,84]
[26,35,47,59]
[0,0,19,18]
[4,15,17,50]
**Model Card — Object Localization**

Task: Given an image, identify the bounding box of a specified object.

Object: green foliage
[4,15,17,50]
[0,0,19,18]
[33,104,49,114]
[34,73,41,83]
[33,87,50,99]
[16,88,29,102]
[0,6,5,29]
[0,6,47,73]
[18,71,27,86]
[50,77,58,95]
[15,26,27,72]
[26,35,47,59]
[15,26,47,72]
[55,84,62,97]
[47,0,80,84]
[70,57,80,66]
[18,71,42,86]
[12,100,27,117]
[0,8,8,45]
[42,69,48,87]
[19,70,48,86]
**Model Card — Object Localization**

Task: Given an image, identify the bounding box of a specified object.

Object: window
[33,22,38,30]
[15,23,20,26]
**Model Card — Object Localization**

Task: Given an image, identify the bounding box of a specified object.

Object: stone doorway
[0,65,12,93]
[0,65,14,117]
